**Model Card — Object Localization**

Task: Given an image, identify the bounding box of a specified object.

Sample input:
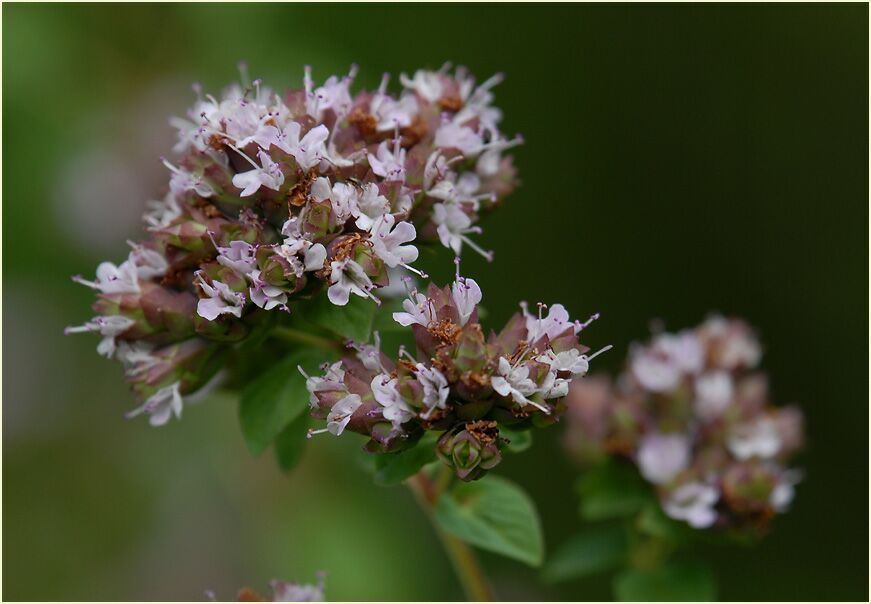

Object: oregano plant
[67,63,610,600]
[66,62,803,602]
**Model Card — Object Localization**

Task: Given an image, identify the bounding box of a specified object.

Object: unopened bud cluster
[304,266,608,480]
[67,64,520,425]
[564,316,803,530]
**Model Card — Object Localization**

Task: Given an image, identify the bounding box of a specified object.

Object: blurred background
[3,3,868,601]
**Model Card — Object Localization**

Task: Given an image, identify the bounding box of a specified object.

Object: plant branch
[407,470,495,602]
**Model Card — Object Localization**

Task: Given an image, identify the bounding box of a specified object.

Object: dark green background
[3,3,868,600]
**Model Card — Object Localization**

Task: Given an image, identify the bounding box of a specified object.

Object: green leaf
[371,298,408,333]
[239,348,328,456]
[299,295,377,343]
[636,501,696,545]
[373,433,439,486]
[542,524,629,583]
[500,426,533,453]
[613,561,717,601]
[435,475,544,567]
[274,412,311,472]
[576,459,654,521]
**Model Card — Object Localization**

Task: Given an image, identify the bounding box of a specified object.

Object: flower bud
[436,421,503,481]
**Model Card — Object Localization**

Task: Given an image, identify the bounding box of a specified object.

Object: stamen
[398,346,418,363]
[400,263,428,278]
[578,312,601,331]
[392,124,401,157]
[307,427,329,439]
[459,234,494,262]
[378,72,390,96]
[526,399,551,414]
[71,275,97,289]
[237,61,250,88]
[585,344,614,362]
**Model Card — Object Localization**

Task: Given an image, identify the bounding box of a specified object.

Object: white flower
[248,270,288,311]
[115,341,159,379]
[432,202,493,260]
[727,417,782,460]
[770,470,802,512]
[196,275,245,321]
[65,315,135,358]
[538,369,570,399]
[325,393,362,436]
[311,177,360,225]
[371,374,413,429]
[327,258,375,306]
[368,139,406,182]
[416,364,449,419]
[630,332,703,393]
[657,332,705,374]
[392,290,436,328]
[631,351,683,392]
[128,244,168,280]
[163,159,214,198]
[450,275,482,326]
[304,64,357,120]
[699,315,762,370]
[693,371,734,421]
[524,303,576,343]
[370,215,418,268]
[300,362,345,408]
[637,433,691,485]
[476,136,522,177]
[491,357,548,413]
[232,149,285,197]
[663,482,719,529]
[143,193,183,229]
[215,240,257,275]
[428,171,489,210]
[371,90,419,132]
[354,184,390,231]
[400,69,444,103]
[424,151,449,191]
[304,243,327,272]
[538,348,590,376]
[126,382,184,427]
[270,578,326,602]
[435,121,484,156]
[72,259,140,295]
[261,121,329,171]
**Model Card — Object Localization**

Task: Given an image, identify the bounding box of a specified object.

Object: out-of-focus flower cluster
[564,316,804,530]
[208,574,325,602]
[67,64,521,426]
[304,265,607,481]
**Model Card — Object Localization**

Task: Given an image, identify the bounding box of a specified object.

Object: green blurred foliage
[3,3,867,601]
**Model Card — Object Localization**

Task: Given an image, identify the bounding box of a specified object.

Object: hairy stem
[271,326,344,354]
[407,470,495,602]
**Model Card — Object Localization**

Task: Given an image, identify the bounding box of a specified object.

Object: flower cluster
[208,574,325,602]
[304,263,608,481]
[66,64,520,425]
[564,316,804,530]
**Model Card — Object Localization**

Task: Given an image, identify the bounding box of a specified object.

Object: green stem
[407,470,495,602]
[271,326,344,354]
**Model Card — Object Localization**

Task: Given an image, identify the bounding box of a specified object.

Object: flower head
[563,316,804,531]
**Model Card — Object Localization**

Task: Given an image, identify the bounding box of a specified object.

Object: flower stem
[407,470,495,601]
[271,326,344,355]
